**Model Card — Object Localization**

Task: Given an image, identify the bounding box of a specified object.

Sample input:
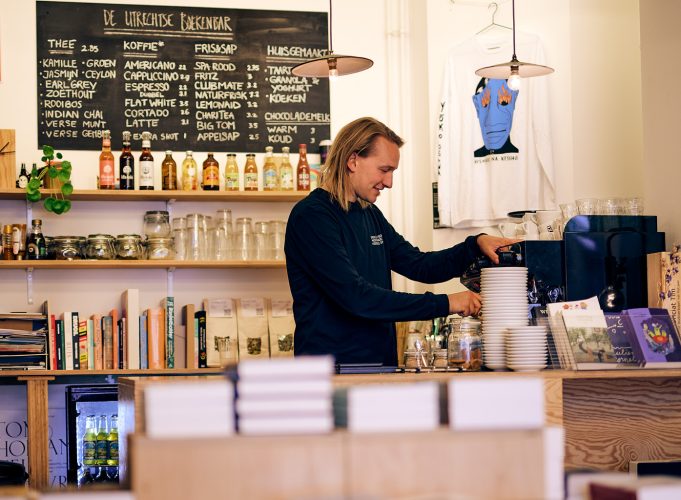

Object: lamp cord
[512,0,517,59]
[328,0,333,53]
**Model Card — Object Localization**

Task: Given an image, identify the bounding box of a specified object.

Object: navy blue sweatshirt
[285,188,483,365]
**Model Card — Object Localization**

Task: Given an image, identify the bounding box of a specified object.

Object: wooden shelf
[0,188,307,202]
[0,259,286,269]
[0,368,224,378]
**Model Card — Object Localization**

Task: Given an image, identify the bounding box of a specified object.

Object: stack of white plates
[505,326,548,372]
[480,267,529,370]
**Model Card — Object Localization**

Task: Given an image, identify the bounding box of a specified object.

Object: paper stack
[236,355,334,435]
[144,379,235,438]
[346,381,440,433]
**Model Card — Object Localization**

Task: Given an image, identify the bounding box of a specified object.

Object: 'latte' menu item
[37,1,331,152]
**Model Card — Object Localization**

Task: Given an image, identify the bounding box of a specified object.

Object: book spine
[55,319,64,370]
[92,315,103,370]
[87,319,94,370]
[165,297,175,369]
[49,314,57,370]
[102,316,114,370]
[71,312,80,370]
[62,314,73,370]
[139,313,148,370]
[196,310,207,368]
[118,318,125,369]
[78,320,88,370]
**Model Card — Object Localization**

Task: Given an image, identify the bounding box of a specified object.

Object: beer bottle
[82,415,97,466]
[202,153,220,191]
[99,130,115,190]
[17,163,29,189]
[138,131,154,190]
[161,151,178,190]
[119,131,135,190]
[95,415,108,465]
[244,153,258,191]
[224,153,239,191]
[279,147,294,191]
[181,151,198,191]
[25,219,46,260]
[263,146,278,191]
[106,414,119,466]
[296,144,310,191]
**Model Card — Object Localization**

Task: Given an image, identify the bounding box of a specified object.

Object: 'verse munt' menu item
[36,1,330,151]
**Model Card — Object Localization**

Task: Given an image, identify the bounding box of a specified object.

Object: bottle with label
[202,153,220,191]
[279,147,294,191]
[181,151,198,191]
[99,130,115,190]
[95,415,108,465]
[263,146,278,191]
[138,131,154,190]
[119,131,135,190]
[106,414,118,466]
[82,415,96,466]
[296,143,310,191]
[16,163,29,189]
[2,225,12,260]
[244,153,259,191]
[161,150,178,190]
[11,224,24,260]
[224,153,239,191]
[25,219,47,260]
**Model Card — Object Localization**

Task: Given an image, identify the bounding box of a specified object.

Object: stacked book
[235,356,334,435]
[0,309,48,370]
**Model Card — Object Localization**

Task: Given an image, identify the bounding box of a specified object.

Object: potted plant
[25,145,73,214]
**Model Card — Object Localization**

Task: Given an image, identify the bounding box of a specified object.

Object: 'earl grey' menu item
[37,1,330,151]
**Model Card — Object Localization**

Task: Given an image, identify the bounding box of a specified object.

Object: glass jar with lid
[143,210,171,239]
[116,234,144,260]
[85,234,116,260]
[447,317,483,371]
[146,237,175,260]
[52,236,83,260]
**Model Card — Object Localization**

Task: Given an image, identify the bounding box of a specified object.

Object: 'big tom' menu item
[37,1,331,152]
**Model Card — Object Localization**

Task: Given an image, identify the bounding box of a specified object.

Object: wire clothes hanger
[476,3,512,35]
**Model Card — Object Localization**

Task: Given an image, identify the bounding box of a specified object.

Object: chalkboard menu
[36,1,330,152]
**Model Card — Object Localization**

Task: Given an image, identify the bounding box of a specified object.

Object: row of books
[546,297,681,370]
[0,308,49,369]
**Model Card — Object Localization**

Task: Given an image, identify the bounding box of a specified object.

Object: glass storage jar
[52,236,83,260]
[115,234,144,260]
[146,237,175,260]
[85,234,116,260]
[447,317,483,371]
[143,210,171,238]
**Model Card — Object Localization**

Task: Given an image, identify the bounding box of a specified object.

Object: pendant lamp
[475,0,553,89]
[291,0,373,78]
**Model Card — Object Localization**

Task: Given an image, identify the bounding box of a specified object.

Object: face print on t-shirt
[472,78,519,158]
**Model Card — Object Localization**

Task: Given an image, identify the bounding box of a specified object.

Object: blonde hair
[320,117,404,211]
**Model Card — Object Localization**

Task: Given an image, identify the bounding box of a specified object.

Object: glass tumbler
[235,217,254,260]
[253,221,269,260]
[268,220,286,260]
[201,215,215,260]
[214,209,233,261]
[186,213,205,261]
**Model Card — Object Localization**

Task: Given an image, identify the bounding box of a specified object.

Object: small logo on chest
[370,234,384,246]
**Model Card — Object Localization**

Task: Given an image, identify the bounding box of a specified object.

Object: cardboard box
[647,249,681,331]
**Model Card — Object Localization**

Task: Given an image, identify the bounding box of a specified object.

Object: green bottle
[95,415,108,465]
[106,414,119,466]
[82,415,96,466]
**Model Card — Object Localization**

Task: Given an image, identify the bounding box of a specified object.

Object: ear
[347,152,358,173]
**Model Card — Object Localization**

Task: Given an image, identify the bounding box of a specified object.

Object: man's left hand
[476,234,522,264]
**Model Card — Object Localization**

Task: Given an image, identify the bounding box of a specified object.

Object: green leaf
[61,161,72,173]
[62,200,72,213]
[58,169,70,183]
[42,145,54,158]
[27,191,41,203]
[56,152,63,159]
[52,199,64,213]
[28,178,41,190]
[40,156,47,163]
[44,197,55,212]
[61,182,73,196]
[48,166,59,178]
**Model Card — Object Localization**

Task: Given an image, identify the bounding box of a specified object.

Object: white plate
[506,348,548,356]
[506,356,548,363]
[481,268,528,274]
[506,342,547,349]
[507,326,547,332]
[508,364,546,372]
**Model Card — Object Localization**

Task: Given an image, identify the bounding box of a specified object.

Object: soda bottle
[95,415,108,465]
[263,146,278,191]
[224,153,239,191]
[119,131,135,190]
[17,163,29,189]
[138,131,155,190]
[296,144,310,191]
[82,415,96,466]
[99,130,115,190]
[243,153,258,191]
[161,151,178,190]
[279,147,294,191]
[106,414,118,466]
[202,153,220,191]
[181,151,198,191]
[25,219,47,260]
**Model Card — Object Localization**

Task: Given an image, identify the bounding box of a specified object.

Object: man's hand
[448,290,482,316]
[476,234,521,264]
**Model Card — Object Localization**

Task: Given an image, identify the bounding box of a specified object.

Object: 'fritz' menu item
[623,308,681,368]
[236,298,269,360]
[268,298,295,357]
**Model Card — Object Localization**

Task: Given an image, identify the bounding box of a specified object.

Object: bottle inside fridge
[65,385,118,486]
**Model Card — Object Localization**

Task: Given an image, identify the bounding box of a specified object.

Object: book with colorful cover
[195,310,207,369]
[78,320,88,370]
[122,289,140,370]
[561,309,619,369]
[49,314,57,370]
[87,319,95,370]
[91,314,103,370]
[162,297,175,369]
[102,316,114,370]
[604,313,640,366]
[547,296,602,369]
[71,312,80,370]
[623,308,681,368]
[55,319,64,370]
[140,311,148,370]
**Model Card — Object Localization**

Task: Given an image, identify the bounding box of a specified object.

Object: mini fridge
[65,384,118,486]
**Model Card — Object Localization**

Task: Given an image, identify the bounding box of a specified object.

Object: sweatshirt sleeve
[285,205,450,322]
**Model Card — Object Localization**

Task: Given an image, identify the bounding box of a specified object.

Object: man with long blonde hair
[285,117,515,365]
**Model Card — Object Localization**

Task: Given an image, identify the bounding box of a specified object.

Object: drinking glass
[202,216,215,259]
[253,221,269,260]
[576,198,598,215]
[186,213,204,260]
[235,217,253,260]
[214,209,233,261]
[596,198,619,215]
[268,220,286,260]
[623,197,644,215]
